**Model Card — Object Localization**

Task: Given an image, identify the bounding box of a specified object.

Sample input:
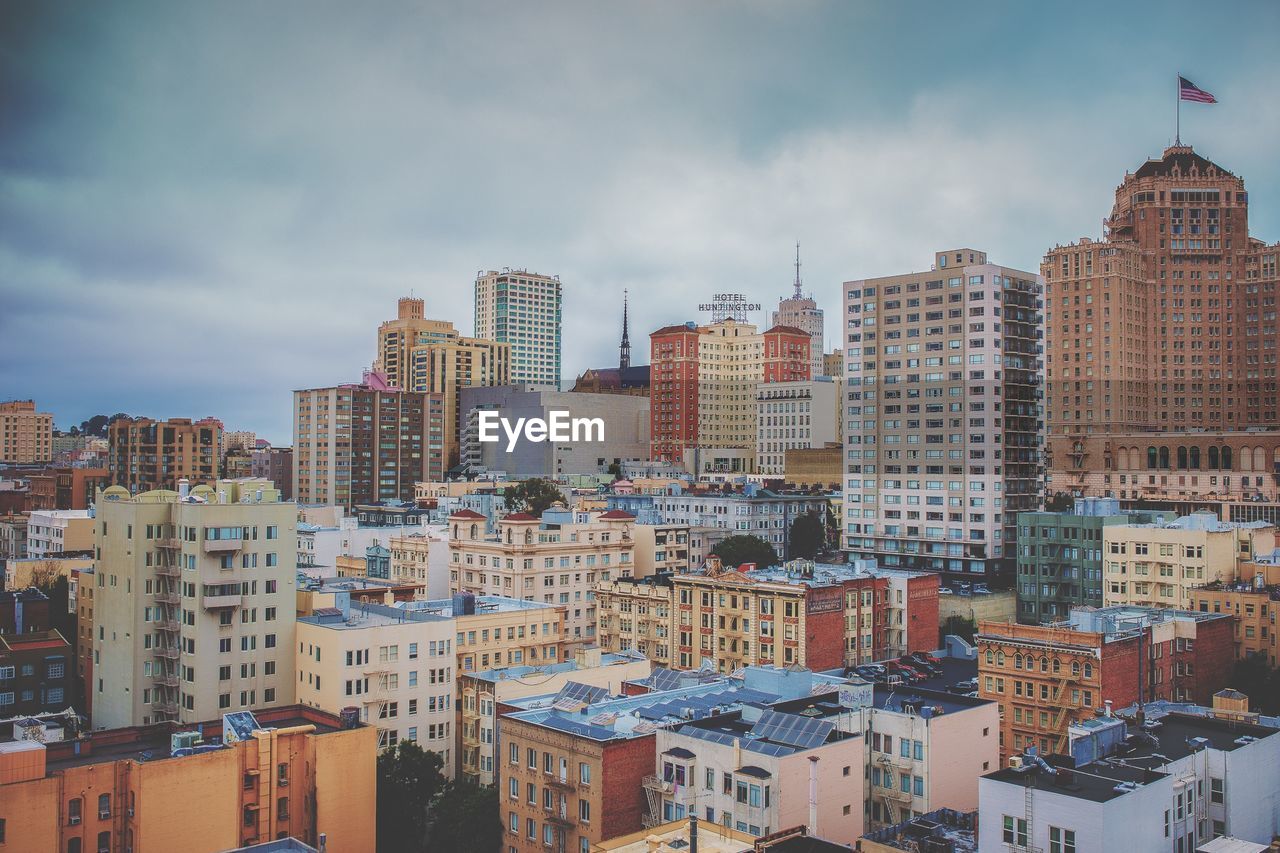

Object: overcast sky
[3,1,1279,444]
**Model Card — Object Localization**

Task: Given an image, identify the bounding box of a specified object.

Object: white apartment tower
[474,269,563,387]
[772,243,826,378]
[842,249,1044,583]
[91,478,297,729]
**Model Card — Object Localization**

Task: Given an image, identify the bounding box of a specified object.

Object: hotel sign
[698,292,761,323]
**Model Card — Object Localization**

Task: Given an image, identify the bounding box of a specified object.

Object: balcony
[202,592,243,609]
[154,563,181,578]
[152,591,181,605]
[156,537,182,550]
[154,646,181,660]
[203,537,243,553]
[153,701,179,716]
[155,619,180,633]
[152,671,180,688]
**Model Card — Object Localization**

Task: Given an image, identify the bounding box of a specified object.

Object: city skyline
[3,2,1280,443]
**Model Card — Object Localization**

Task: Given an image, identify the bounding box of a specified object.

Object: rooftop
[859,809,976,853]
[1061,604,1229,638]
[685,558,932,589]
[465,650,647,684]
[1116,511,1273,534]
[300,595,561,630]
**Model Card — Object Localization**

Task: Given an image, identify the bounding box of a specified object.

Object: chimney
[178,478,190,499]
[1104,700,1113,718]
[689,812,698,853]
[808,756,819,837]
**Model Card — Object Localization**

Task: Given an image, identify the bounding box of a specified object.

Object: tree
[940,615,976,646]
[1044,492,1075,512]
[503,478,564,517]
[787,513,825,560]
[426,781,503,852]
[607,461,623,481]
[377,741,447,853]
[710,535,778,569]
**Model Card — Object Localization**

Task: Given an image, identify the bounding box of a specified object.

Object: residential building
[843,248,1045,583]
[644,484,830,561]
[979,694,1280,852]
[295,598,458,768]
[24,509,94,558]
[755,378,838,477]
[772,244,826,379]
[649,319,812,467]
[937,587,1017,635]
[293,371,445,508]
[596,575,676,667]
[0,513,28,563]
[458,647,651,785]
[448,507,635,650]
[1017,498,1178,622]
[1189,562,1280,665]
[3,553,93,592]
[1102,512,1276,610]
[823,349,843,382]
[108,416,223,493]
[977,605,1235,758]
[0,705,377,853]
[0,629,72,716]
[590,820,757,852]
[631,522,689,576]
[76,566,94,716]
[91,479,297,729]
[0,587,53,634]
[223,430,257,453]
[251,447,293,500]
[389,532,431,585]
[459,385,648,480]
[374,296,511,468]
[0,400,53,464]
[1043,145,1280,503]
[474,269,563,387]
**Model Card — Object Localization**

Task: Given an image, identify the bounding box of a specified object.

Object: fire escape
[153,529,183,723]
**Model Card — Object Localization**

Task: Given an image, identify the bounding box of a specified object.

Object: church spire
[619,289,631,370]
[793,241,803,298]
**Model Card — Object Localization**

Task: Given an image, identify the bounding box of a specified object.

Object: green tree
[503,478,564,516]
[710,535,778,569]
[426,781,503,852]
[607,461,623,481]
[787,513,825,560]
[1044,492,1075,512]
[377,741,447,853]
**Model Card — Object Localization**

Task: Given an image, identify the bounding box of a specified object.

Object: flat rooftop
[685,559,932,589]
[300,594,561,629]
[466,650,647,683]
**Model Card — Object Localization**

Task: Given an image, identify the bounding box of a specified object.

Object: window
[99,793,112,819]
[1210,776,1224,804]
[1003,816,1028,846]
[1049,827,1076,853]
[97,831,110,853]
[69,839,82,853]
[68,797,83,825]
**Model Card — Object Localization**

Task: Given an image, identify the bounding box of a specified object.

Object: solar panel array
[749,710,834,750]
[679,725,795,758]
[646,668,683,691]
[553,681,609,705]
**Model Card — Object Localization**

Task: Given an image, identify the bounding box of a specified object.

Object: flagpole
[1175,75,1181,145]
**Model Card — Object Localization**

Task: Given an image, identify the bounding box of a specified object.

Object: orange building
[0,705,376,853]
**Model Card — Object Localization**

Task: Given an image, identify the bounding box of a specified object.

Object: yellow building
[595,575,675,667]
[1190,557,1280,665]
[0,705,376,853]
[1102,513,1276,610]
[631,523,689,576]
[389,532,431,584]
[448,508,635,651]
[0,399,53,464]
[3,554,94,593]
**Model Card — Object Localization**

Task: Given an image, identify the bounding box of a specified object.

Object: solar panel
[553,681,609,705]
[749,710,833,750]
[647,668,683,691]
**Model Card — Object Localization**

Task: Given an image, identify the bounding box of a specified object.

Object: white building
[474,268,563,387]
[648,485,830,561]
[24,509,93,557]
[755,378,838,477]
[772,244,825,379]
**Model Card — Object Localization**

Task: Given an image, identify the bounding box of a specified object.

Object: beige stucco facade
[0,400,53,464]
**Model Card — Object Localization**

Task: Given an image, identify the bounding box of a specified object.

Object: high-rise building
[0,400,53,464]
[755,377,838,477]
[474,269,562,387]
[293,371,445,508]
[772,243,825,378]
[107,416,223,493]
[374,297,510,469]
[842,249,1044,582]
[1043,145,1280,504]
[649,319,811,466]
[91,478,297,729]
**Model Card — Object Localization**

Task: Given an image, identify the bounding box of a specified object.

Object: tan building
[107,416,223,493]
[596,575,676,667]
[0,704,377,853]
[24,508,94,557]
[474,269,562,387]
[1190,574,1280,666]
[937,587,1017,631]
[293,373,445,507]
[76,566,95,717]
[631,522,689,576]
[375,297,510,468]
[591,821,756,852]
[458,647,651,785]
[91,479,297,729]
[755,377,838,477]
[1101,513,1275,610]
[389,531,431,584]
[782,444,841,489]
[0,400,53,464]
[1044,145,1280,502]
[448,508,636,651]
[3,553,94,592]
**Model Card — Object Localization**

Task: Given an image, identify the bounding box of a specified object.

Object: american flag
[1179,76,1217,104]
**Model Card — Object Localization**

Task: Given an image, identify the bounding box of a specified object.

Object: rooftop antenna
[793,241,803,298]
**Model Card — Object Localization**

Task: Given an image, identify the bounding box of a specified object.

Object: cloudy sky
[2,1,1279,444]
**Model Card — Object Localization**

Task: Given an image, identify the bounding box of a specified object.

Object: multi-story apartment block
[644,484,830,561]
[1044,146,1280,505]
[250,446,293,500]
[293,371,445,508]
[24,508,94,557]
[755,377,838,477]
[474,269,563,387]
[0,513,28,562]
[0,626,72,717]
[0,705,377,853]
[108,416,222,493]
[977,605,1234,758]
[0,400,53,464]
[630,521,689,576]
[772,246,826,379]
[458,647,651,786]
[980,695,1280,852]
[843,249,1044,583]
[296,598,458,767]
[1190,555,1280,665]
[388,531,431,584]
[75,566,94,715]
[649,319,811,467]
[1102,512,1275,610]
[823,349,844,382]
[375,297,510,468]
[91,478,297,729]
[448,507,635,651]
[596,575,676,667]
[1016,498,1177,622]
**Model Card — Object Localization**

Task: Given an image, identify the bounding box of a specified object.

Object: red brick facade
[905,573,941,654]
[650,324,701,463]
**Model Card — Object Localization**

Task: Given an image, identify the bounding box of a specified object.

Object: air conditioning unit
[1008,756,1025,770]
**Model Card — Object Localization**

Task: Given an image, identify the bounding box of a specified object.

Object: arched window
[68,840,82,853]
[1014,653,1023,670]
[1072,661,1080,677]
[1052,658,1061,673]
[1083,662,1094,679]
[470,523,477,539]
[524,529,533,545]
[1159,446,1170,469]
[1189,446,1201,469]
[505,528,512,544]
[1040,656,1049,672]
[1209,446,1220,469]
[1147,446,1158,469]
[1177,446,1189,469]
[996,651,1005,666]
[452,524,459,538]
[1241,447,1253,472]
[1222,447,1233,470]
[985,650,994,664]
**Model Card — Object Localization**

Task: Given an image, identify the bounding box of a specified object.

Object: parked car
[948,678,978,693]
[887,662,925,682]
[909,651,942,665]
[902,655,941,676]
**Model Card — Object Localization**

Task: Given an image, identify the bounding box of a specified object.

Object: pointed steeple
[619,289,631,370]
[793,241,803,298]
